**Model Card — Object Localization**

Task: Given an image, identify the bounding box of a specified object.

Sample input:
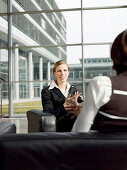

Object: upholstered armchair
[26,109,56,132]
[0,121,16,135]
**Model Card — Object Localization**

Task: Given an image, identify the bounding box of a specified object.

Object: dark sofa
[0,111,126,170]
[27,109,56,132]
[1,131,127,170]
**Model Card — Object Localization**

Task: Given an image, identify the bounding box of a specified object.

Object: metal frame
[7,0,13,117]
[0,2,126,117]
[1,5,127,16]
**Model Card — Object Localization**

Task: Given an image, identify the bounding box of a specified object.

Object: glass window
[83,0,127,7]
[83,8,127,43]
[0,0,127,116]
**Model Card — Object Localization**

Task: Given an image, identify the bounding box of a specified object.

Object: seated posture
[41,60,83,132]
[72,29,127,132]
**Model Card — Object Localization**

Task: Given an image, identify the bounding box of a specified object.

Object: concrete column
[39,57,43,97]
[28,51,33,99]
[47,61,50,85]
[14,43,19,101]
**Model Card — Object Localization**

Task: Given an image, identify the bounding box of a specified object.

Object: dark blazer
[41,85,83,132]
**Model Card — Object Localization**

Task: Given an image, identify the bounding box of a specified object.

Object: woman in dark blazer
[41,60,83,132]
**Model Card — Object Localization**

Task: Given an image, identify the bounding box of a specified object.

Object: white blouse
[72,76,112,132]
[49,80,71,97]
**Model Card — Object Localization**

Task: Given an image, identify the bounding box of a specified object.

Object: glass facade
[0,0,127,116]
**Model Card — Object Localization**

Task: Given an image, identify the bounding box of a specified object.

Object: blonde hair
[53,60,69,74]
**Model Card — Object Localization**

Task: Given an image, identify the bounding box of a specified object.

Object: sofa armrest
[0,122,16,135]
[26,109,56,132]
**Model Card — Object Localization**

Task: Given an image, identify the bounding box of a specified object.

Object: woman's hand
[64,92,81,107]
[65,102,83,119]
[64,92,83,118]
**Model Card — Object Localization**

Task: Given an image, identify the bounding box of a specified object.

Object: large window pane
[83,8,127,43]
[67,46,83,95]
[55,0,81,9]
[82,3,127,91]
[1,0,127,117]
[67,46,82,64]
[11,14,66,45]
[11,12,81,46]
[83,45,113,77]
[84,44,111,58]
[62,11,81,44]
[14,0,80,11]
[83,0,127,7]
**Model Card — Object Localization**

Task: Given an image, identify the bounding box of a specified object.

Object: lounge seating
[0,121,16,135]
[1,113,127,170]
[27,109,56,132]
[0,131,127,170]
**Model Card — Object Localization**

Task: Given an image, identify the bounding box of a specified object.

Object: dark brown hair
[111,29,127,74]
[53,60,69,74]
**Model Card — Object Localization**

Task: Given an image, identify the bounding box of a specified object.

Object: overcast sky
[55,0,127,64]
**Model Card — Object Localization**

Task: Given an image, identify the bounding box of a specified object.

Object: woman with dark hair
[41,60,83,132]
[72,29,127,132]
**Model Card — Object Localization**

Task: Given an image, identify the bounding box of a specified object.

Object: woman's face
[54,64,69,83]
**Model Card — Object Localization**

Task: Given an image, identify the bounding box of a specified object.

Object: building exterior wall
[68,58,113,92]
[0,0,67,100]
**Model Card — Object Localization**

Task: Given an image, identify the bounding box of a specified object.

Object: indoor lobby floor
[0,118,28,134]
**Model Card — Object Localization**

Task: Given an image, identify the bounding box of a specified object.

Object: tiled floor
[0,118,28,134]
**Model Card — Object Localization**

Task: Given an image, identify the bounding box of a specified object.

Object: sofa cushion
[0,122,16,135]
[0,132,127,170]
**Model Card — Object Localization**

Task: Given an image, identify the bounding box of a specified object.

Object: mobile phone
[69,85,77,97]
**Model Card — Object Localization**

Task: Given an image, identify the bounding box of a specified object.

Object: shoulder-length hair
[111,29,127,74]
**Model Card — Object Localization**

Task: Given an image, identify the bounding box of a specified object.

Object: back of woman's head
[111,29,127,74]
[53,60,69,74]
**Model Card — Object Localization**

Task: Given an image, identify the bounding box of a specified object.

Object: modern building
[0,0,67,101]
[67,57,113,92]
